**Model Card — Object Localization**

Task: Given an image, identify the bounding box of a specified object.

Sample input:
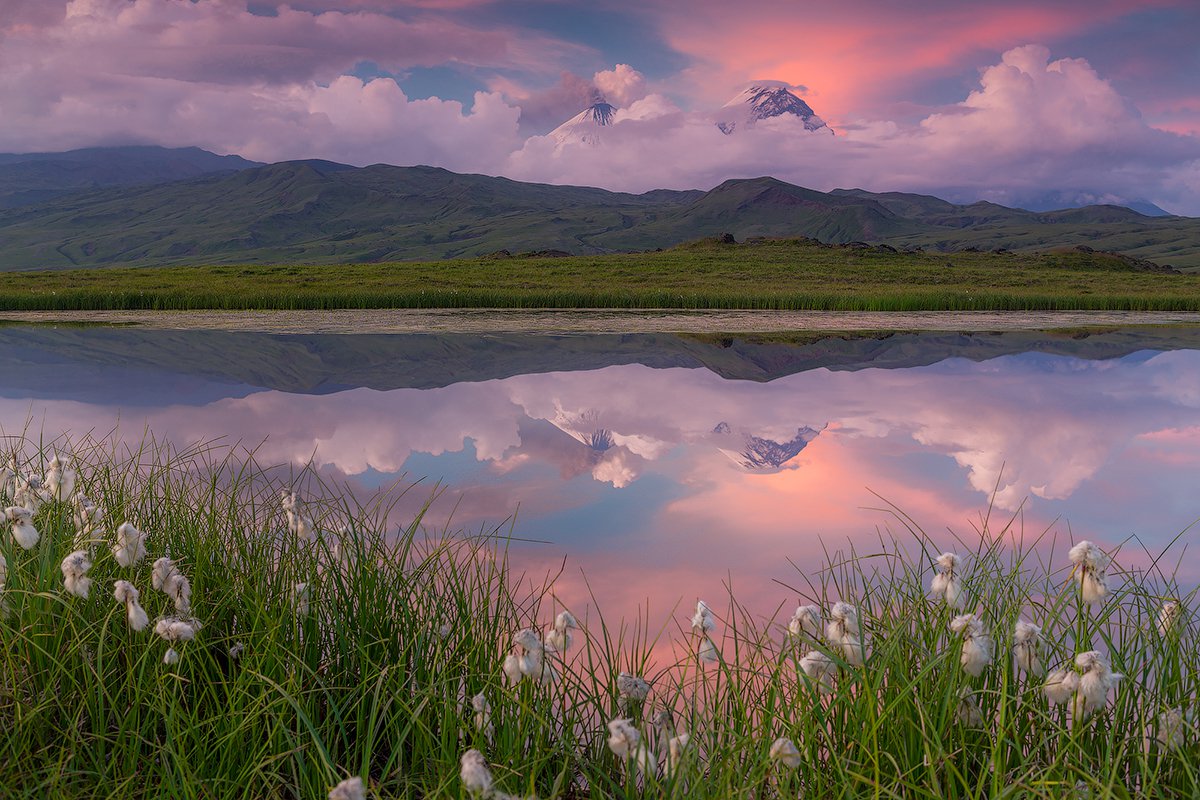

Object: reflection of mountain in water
[714,422,826,471]
[3,326,1200,401]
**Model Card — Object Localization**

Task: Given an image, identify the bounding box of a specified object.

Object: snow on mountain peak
[549,94,618,147]
[717,83,832,135]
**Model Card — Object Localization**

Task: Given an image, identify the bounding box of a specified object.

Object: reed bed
[1,242,1198,312]
[0,431,1196,799]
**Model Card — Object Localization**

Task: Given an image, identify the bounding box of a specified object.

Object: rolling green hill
[0,145,261,209]
[0,157,1197,270]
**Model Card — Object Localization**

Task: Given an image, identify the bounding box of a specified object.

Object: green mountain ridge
[0,145,262,209]
[1,153,1197,271]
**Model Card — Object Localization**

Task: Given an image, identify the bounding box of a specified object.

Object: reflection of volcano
[542,408,639,487]
[714,422,826,470]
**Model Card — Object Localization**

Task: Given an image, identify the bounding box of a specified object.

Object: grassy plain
[1,239,1198,311]
[1,433,1196,798]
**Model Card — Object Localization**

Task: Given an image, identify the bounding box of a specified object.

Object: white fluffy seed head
[1157,600,1181,636]
[956,687,985,727]
[1149,708,1186,750]
[112,522,147,568]
[1068,541,1110,604]
[1068,540,1106,569]
[666,732,690,775]
[328,777,365,800]
[6,505,39,550]
[512,627,542,654]
[113,580,148,631]
[617,671,651,701]
[292,582,311,617]
[1012,620,1044,677]
[769,736,802,768]
[606,718,641,759]
[949,613,982,637]
[935,552,961,573]
[61,550,93,599]
[554,610,577,632]
[787,604,822,640]
[691,599,715,634]
[154,617,199,643]
[1044,668,1081,705]
[698,636,719,664]
[502,653,523,686]
[163,647,180,665]
[459,749,493,797]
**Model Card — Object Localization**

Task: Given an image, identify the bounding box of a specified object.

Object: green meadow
[1,239,1198,312]
[1,433,1197,798]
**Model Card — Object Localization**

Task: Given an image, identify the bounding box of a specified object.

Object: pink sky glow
[0,0,1197,211]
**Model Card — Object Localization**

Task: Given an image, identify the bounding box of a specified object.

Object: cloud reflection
[3,343,1199,620]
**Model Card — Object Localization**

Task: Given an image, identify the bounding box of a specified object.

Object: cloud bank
[0,1,1197,212]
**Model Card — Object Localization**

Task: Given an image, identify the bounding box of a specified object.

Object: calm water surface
[3,323,1199,621]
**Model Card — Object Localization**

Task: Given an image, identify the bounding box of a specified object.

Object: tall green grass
[2,241,1199,311]
[0,432,1195,798]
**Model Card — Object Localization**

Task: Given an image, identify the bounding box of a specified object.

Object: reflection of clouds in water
[5,346,1200,622]
[5,350,1200,530]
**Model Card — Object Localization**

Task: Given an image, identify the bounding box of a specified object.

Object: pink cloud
[506,44,1200,213]
[642,0,1184,123]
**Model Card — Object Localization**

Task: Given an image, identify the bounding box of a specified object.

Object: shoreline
[4,308,1200,334]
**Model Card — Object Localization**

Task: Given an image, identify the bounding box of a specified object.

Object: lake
[3,318,1199,623]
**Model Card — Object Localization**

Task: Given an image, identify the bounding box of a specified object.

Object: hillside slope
[0,159,1196,270]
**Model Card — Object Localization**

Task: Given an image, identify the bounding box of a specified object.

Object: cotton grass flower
[112,522,148,567]
[113,580,149,631]
[798,650,836,693]
[281,490,315,541]
[13,476,45,513]
[460,749,493,797]
[6,505,39,550]
[61,550,93,599]
[787,604,822,641]
[291,582,312,617]
[544,609,577,653]
[606,718,653,773]
[154,616,200,644]
[1073,650,1122,720]
[956,687,985,727]
[44,453,76,502]
[72,494,105,550]
[471,692,493,739]
[502,653,523,686]
[930,552,965,609]
[1146,708,1186,751]
[949,613,994,677]
[617,671,651,703]
[691,599,720,664]
[512,627,552,683]
[665,732,690,777]
[163,648,180,665]
[1044,667,1080,705]
[1012,620,1044,677]
[1068,540,1110,605]
[1157,600,1181,636]
[328,776,365,800]
[826,602,868,666]
[152,556,191,613]
[769,736,802,768]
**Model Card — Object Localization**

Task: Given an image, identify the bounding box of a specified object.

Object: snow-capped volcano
[549,95,618,147]
[713,422,826,471]
[716,83,831,135]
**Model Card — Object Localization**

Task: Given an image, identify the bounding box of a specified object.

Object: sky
[1,0,1199,212]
